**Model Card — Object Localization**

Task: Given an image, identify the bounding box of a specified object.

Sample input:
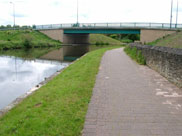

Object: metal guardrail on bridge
[35,22,182,30]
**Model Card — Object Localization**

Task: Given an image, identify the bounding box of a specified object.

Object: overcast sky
[0,0,181,26]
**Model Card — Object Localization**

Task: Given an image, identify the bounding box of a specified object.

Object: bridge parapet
[36,22,182,30]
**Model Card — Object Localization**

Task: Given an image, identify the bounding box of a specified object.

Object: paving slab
[82,48,182,136]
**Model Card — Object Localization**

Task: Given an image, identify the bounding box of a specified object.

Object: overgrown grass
[0,47,60,59]
[90,34,122,45]
[147,38,162,46]
[124,46,146,65]
[0,30,61,50]
[0,46,121,136]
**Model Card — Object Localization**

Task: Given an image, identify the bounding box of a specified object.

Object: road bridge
[36,22,181,56]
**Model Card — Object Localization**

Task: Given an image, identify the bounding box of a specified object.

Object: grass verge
[124,46,146,65]
[0,46,121,136]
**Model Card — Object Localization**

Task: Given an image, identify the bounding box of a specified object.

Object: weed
[22,34,33,48]
[124,46,146,65]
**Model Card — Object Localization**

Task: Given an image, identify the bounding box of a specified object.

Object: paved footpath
[82,48,182,136]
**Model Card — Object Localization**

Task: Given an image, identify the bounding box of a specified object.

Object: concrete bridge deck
[82,48,182,136]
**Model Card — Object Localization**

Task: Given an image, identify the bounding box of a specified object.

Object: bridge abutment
[140,29,176,44]
[39,29,64,42]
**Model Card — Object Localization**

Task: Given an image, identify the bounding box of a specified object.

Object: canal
[0,45,111,111]
[0,56,69,110]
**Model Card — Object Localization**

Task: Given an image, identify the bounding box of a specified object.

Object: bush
[6,31,13,35]
[121,39,133,43]
[109,34,118,39]
[24,30,31,33]
[22,34,33,48]
[105,42,109,45]
[95,41,110,46]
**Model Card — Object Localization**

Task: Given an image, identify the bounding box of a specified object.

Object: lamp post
[77,0,79,25]
[176,0,179,27]
[170,0,173,28]
[10,2,15,28]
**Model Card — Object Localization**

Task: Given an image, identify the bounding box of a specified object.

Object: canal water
[0,56,69,110]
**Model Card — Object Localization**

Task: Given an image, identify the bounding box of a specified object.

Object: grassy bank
[0,46,121,136]
[90,34,122,45]
[147,31,182,49]
[0,47,60,59]
[124,46,146,65]
[0,30,61,50]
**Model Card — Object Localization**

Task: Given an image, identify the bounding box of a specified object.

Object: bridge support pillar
[63,34,90,57]
[140,29,176,44]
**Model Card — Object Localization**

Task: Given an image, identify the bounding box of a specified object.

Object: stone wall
[129,43,182,87]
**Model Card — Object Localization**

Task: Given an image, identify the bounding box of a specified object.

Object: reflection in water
[40,45,89,61]
[0,56,69,110]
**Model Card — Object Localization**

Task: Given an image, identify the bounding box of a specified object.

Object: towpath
[82,48,182,136]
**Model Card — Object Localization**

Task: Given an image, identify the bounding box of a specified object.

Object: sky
[0,0,181,26]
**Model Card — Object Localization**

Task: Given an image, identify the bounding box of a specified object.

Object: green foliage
[177,30,181,32]
[95,41,110,46]
[0,25,5,29]
[0,25,32,29]
[0,46,120,136]
[124,46,146,65]
[127,34,140,41]
[6,25,12,28]
[147,39,160,46]
[32,25,36,29]
[110,34,118,39]
[121,39,133,43]
[22,34,33,48]
[0,47,59,59]
[108,34,140,42]
[72,23,80,27]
